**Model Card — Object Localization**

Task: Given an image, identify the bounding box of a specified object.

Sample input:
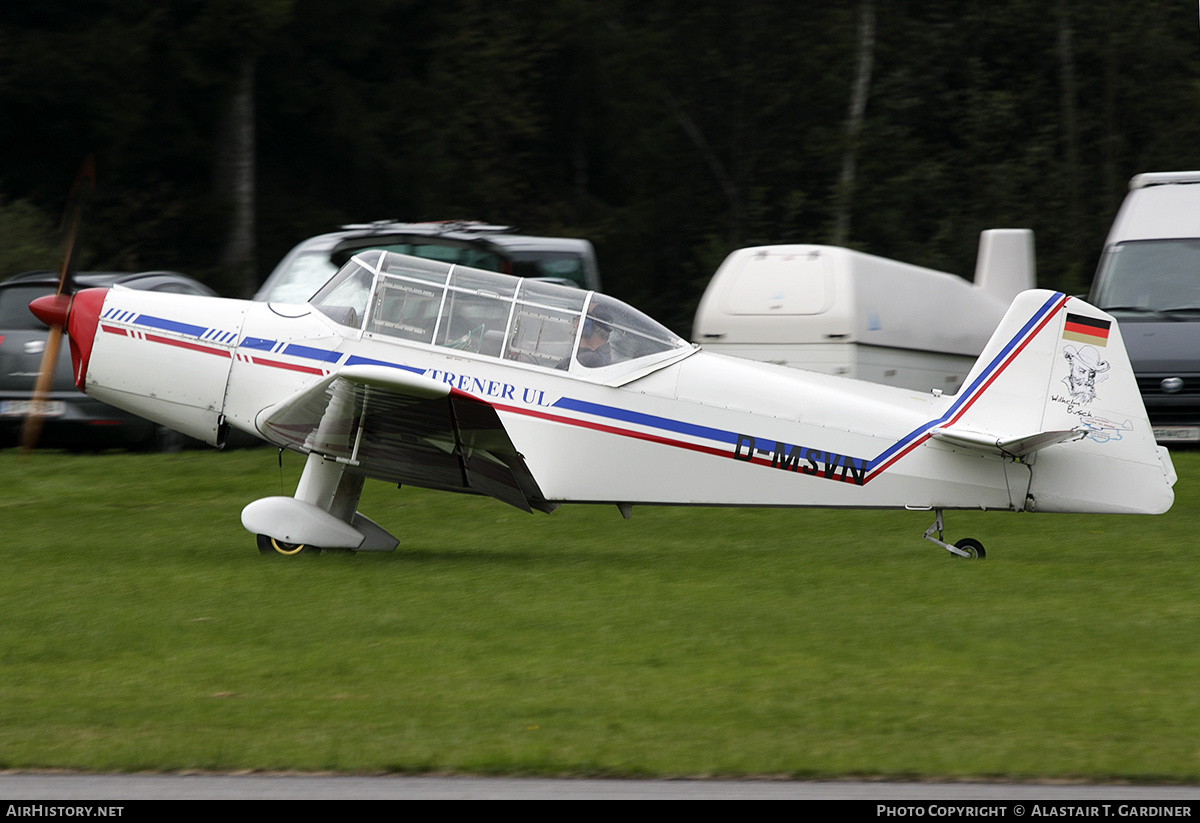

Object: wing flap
[256,366,550,512]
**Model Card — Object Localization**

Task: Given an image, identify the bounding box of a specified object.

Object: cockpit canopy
[309,250,693,378]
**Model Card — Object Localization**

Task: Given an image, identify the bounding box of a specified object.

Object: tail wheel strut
[922,509,986,559]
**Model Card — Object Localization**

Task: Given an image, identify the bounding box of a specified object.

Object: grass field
[0,447,1197,779]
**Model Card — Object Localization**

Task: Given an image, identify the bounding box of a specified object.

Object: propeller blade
[19,322,66,454]
[20,158,95,456]
[56,155,95,297]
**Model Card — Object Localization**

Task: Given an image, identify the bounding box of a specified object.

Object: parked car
[255,220,601,304]
[0,270,218,451]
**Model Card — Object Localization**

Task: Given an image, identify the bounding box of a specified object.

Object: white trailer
[692,230,1036,394]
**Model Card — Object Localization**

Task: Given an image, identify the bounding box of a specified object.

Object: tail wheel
[953,538,986,560]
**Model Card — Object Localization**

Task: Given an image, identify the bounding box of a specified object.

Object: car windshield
[261,252,342,304]
[1092,239,1200,314]
[507,251,588,287]
[314,251,692,376]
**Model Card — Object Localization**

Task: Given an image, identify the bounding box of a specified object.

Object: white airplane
[28,248,1176,558]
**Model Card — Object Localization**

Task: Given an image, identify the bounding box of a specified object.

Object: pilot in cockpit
[576,304,614,368]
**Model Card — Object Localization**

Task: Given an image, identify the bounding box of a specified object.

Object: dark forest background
[2,0,1198,335]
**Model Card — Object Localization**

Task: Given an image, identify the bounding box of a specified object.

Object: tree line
[2,0,1198,334]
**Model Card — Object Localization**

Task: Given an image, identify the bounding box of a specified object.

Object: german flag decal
[1063,313,1111,347]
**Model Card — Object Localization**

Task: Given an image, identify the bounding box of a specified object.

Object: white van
[692,230,1035,394]
[1087,172,1200,443]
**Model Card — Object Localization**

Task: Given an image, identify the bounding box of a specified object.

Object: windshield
[1092,239,1200,313]
[578,293,686,366]
[310,257,376,327]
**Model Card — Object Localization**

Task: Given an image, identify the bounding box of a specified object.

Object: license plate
[0,400,66,417]
[1153,426,1200,443]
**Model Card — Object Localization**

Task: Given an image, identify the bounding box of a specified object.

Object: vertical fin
[946,290,1173,514]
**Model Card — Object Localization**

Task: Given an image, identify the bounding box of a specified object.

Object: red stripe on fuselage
[248,356,326,375]
[104,326,331,375]
[143,332,231,358]
[493,402,857,482]
[493,402,732,461]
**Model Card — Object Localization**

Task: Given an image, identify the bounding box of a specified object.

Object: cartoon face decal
[1062,344,1109,405]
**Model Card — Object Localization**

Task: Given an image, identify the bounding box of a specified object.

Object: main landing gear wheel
[255,534,356,556]
[953,538,986,560]
[257,533,314,556]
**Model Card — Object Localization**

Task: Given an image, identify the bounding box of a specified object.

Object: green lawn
[0,447,1197,779]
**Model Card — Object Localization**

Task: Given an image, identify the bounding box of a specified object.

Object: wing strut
[446,391,472,492]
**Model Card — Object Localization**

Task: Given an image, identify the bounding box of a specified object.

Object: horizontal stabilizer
[930,426,1087,458]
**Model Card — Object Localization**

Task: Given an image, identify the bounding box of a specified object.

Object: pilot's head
[582,304,613,341]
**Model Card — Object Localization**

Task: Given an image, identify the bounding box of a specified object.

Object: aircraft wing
[255,365,552,513]
[929,425,1087,458]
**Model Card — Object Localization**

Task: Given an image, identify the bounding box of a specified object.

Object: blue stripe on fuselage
[135,314,209,338]
[284,343,342,364]
[343,355,425,375]
[551,397,740,446]
[239,336,276,352]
